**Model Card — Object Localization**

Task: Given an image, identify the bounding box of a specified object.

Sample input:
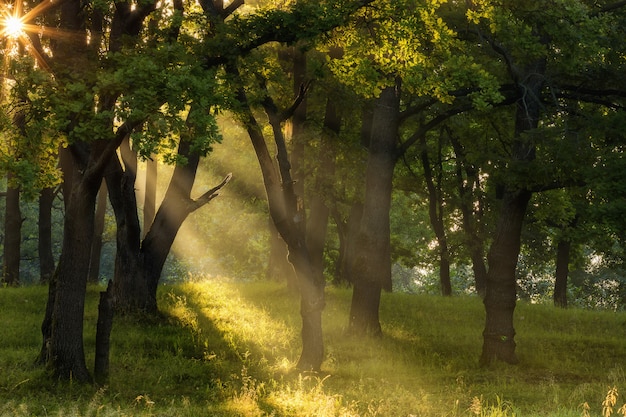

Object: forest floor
[1,277,626,416]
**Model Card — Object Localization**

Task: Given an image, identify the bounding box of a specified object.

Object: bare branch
[189,173,232,212]
[280,81,312,122]
[222,0,244,18]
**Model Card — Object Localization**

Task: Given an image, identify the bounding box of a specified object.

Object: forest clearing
[2,279,626,416]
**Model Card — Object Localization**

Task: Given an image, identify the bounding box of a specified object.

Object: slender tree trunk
[450,133,487,297]
[38,187,56,284]
[88,181,108,283]
[349,84,400,335]
[143,157,157,238]
[3,176,21,286]
[420,134,452,296]
[553,238,570,308]
[236,75,325,370]
[480,58,544,366]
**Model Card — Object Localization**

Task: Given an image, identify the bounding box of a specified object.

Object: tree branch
[189,173,232,212]
[280,81,312,122]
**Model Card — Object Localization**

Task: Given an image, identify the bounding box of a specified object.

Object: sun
[2,15,24,39]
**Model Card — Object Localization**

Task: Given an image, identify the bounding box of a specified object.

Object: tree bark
[48,146,104,382]
[480,188,530,366]
[3,176,22,286]
[349,84,400,335]
[38,187,56,284]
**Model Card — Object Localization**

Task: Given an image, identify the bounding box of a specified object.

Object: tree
[464,0,626,365]
[329,0,503,333]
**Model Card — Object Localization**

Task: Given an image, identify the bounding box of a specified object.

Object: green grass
[1,278,626,416]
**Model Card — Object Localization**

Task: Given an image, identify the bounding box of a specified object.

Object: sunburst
[0,0,67,72]
[2,14,24,39]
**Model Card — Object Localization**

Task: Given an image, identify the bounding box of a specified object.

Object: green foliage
[0,58,64,198]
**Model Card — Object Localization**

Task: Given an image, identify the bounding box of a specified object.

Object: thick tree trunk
[38,187,56,284]
[480,189,531,366]
[3,177,22,286]
[88,181,108,283]
[553,238,570,308]
[349,84,400,335]
[49,172,101,382]
[480,58,544,366]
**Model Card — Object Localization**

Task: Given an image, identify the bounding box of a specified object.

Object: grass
[1,278,626,416]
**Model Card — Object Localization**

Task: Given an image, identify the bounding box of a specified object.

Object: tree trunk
[420,134,452,296]
[107,138,146,312]
[266,220,298,287]
[38,187,56,284]
[480,188,530,366]
[235,74,325,370]
[3,176,21,286]
[332,202,362,286]
[349,84,400,335]
[143,157,157,238]
[553,238,570,308]
[480,58,544,366]
[141,140,200,312]
[88,180,108,283]
[307,98,340,285]
[49,161,102,382]
[450,133,487,298]
[94,281,114,385]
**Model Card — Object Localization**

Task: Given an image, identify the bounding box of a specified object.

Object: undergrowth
[1,278,626,416]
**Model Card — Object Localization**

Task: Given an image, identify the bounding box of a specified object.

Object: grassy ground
[1,278,626,416]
